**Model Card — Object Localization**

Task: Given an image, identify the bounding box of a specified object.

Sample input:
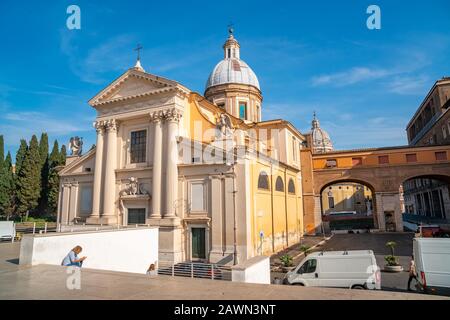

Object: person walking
[407,255,417,291]
[61,246,87,267]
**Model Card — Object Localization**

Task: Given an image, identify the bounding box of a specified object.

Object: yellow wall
[250,160,303,255]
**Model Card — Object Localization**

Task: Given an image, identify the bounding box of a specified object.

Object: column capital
[164,108,183,123]
[105,119,119,132]
[150,110,164,123]
[93,120,106,133]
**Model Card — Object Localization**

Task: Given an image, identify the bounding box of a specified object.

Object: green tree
[47,140,62,215]
[38,133,49,166]
[0,152,15,219]
[37,133,49,215]
[15,139,27,175]
[0,135,4,167]
[16,135,41,217]
[60,144,67,164]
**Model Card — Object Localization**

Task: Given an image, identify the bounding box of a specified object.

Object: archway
[401,174,450,232]
[320,179,377,232]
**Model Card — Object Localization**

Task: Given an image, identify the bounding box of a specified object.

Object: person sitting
[61,246,87,267]
[146,263,157,276]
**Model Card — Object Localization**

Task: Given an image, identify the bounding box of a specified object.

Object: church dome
[206,58,260,90]
[205,32,260,91]
[311,113,334,153]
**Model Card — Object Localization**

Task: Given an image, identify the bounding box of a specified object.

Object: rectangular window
[435,151,448,161]
[239,102,247,120]
[443,126,447,139]
[352,157,362,166]
[79,185,93,214]
[128,208,146,225]
[191,182,206,211]
[130,130,147,163]
[406,154,417,163]
[378,155,389,165]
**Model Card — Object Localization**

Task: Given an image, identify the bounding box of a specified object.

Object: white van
[413,238,450,295]
[284,250,381,290]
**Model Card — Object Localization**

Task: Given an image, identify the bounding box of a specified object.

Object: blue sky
[1,1,450,157]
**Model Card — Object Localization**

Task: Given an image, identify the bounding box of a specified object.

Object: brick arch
[318,178,377,195]
[318,178,378,229]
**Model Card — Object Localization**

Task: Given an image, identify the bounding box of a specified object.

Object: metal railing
[158,262,232,281]
[15,222,57,235]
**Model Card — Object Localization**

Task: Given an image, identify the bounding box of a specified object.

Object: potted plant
[299,245,311,257]
[384,241,403,272]
[279,254,295,272]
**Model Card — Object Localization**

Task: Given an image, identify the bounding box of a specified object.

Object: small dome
[206,58,260,90]
[311,113,333,153]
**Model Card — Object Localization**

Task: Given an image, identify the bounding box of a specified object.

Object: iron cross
[134,44,143,60]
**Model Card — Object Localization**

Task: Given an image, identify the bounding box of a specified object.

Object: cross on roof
[134,43,143,61]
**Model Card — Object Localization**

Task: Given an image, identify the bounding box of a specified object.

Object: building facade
[404,77,450,220]
[407,77,450,146]
[57,32,306,264]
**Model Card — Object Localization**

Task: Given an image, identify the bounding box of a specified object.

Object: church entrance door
[191,228,206,260]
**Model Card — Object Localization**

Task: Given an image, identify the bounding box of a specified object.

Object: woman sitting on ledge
[61,246,87,267]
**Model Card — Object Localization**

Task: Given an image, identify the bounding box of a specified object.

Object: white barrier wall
[20,227,158,274]
[231,256,270,284]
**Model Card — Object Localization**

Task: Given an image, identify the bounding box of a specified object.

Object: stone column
[209,175,224,263]
[91,121,105,218]
[150,111,163,218]
[164,109,182,218]
[68,182,79,223]
[102,119,119,219]
[61,183,71,225]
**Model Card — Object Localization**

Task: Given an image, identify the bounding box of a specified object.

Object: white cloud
[387,75,430,95]
[312,67,391,87]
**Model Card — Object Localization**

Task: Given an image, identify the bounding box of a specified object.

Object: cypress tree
[0,152,14,219]
[16,135,41,216]
[47,140,62,215]
[0,135,4,167]
[39,133,49,166]
[60,144,67,164]
[15,139,27,175]
[38,133,49,215]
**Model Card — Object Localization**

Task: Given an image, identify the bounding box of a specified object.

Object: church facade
[57,31,310,264]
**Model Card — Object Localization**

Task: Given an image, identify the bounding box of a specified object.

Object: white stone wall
[231,256,270,284]
[19,227,158,274]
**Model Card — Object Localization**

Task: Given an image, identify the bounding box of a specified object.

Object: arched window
[288,179,296,194]
[258,171,270,190]
[275,176,284,192]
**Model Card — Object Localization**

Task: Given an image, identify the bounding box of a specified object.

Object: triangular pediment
[89,69,185,107]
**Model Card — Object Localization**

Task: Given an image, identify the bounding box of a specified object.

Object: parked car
[284,250,381,290]
[413,238,450,295]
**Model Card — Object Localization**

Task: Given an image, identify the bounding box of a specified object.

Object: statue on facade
[127,177,139,195]
[216,113,234,139]
[69,136,83,156]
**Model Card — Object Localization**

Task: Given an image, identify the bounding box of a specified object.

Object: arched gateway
[301,144,450,234]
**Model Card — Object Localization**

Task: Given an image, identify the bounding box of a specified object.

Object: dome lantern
[204,29,262,123]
